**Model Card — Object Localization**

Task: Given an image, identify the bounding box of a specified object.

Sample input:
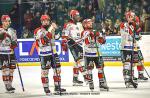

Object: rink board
[17,62,150,66]
[15,35,150,66]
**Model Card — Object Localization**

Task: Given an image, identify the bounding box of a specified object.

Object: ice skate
[45,90,52,96]
[99,82,109,91]
[138,74,148,81]
[44,88,52,96]
[5,87,15,93]
[5,84,15,93]
[89,81,94,91]
[73,79,83,86]
[125,79,138,88]
[54,87,66,95]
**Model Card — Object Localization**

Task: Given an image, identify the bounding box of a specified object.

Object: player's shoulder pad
[8,27,16,32]
[65,22,73,28]
[34,27,41,35]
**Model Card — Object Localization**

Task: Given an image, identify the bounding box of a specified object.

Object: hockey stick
[48,26,62,95]
[129,25,138,88]
[16,61,25,92]
[139,53,150,79]
[68,39,83,48]
[141,62,150,78]
[143,65,150,78]
[50,41,62,95]
[14,54,25,92]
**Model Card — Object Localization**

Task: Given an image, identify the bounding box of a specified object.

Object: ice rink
[0,66,150,98]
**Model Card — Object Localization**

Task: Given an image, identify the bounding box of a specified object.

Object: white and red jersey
[120,15,142,51]
[0,26,17,54]
[81,30,104,57]
[62,20,84,46]
[34,26,57,56]
[120,21,141,51]
[120,22,133,50]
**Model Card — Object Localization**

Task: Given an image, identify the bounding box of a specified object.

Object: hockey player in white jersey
[81,19,109,91]
[62,10,91,86]
[0,15,18,93]
[34,15,66,95]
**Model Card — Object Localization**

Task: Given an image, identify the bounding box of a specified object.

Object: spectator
[105,19,114,35]
[85,4,95,18]
[21,26,33,38]
[24,10,33,31]
[114,4,122,20]
[114,19,121,35]
[31,11,41,31]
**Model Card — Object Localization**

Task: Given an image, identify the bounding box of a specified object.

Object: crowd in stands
[0,0,150,38]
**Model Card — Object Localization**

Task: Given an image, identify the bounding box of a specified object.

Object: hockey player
[0,15,18,93]
[81,19,109,91]
[34,15,66,95]
[129,15,148,81]
[133,40,148,81]
[120,11,142,88]
[62,10,90,86]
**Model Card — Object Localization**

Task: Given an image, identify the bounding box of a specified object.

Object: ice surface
[0,66,150,98]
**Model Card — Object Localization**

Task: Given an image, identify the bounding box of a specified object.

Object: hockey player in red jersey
[81,19,109,91]
[0,15,18,93]
[34,15,66,95]
[62,10,90,86]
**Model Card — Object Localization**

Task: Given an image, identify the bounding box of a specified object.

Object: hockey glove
[61,40,68,52]
[97,37,106,44]
[10,41,18,49]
